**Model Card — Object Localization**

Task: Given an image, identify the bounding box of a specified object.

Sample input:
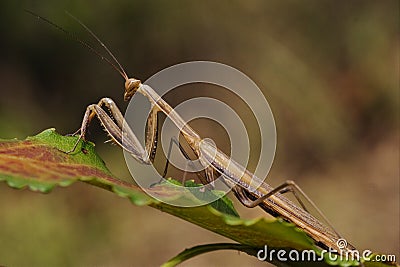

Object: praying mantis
[27,10,357,255]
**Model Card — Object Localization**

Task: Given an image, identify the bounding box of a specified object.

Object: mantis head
[124,78,141,101]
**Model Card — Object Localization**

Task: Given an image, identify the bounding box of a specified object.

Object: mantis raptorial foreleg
[144,103,159,163]
[74,97,213,188]
[69,97,158,165]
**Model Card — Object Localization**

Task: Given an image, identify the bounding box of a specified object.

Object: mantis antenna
[64,11,129,81]
[25,9,128,81]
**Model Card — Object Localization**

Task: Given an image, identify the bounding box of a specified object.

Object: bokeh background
[0,1,398,266]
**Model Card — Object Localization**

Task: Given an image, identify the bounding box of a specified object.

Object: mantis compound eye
[124,78,141,101]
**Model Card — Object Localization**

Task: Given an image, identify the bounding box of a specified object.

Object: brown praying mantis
[28,11,357,255]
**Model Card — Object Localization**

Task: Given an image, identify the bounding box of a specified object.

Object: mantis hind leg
[233,181,341,238]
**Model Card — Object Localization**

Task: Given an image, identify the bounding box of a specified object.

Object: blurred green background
[0,1,398,266]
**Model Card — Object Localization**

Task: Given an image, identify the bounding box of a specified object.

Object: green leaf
[0,128,116,192]
[0,129,396,267]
